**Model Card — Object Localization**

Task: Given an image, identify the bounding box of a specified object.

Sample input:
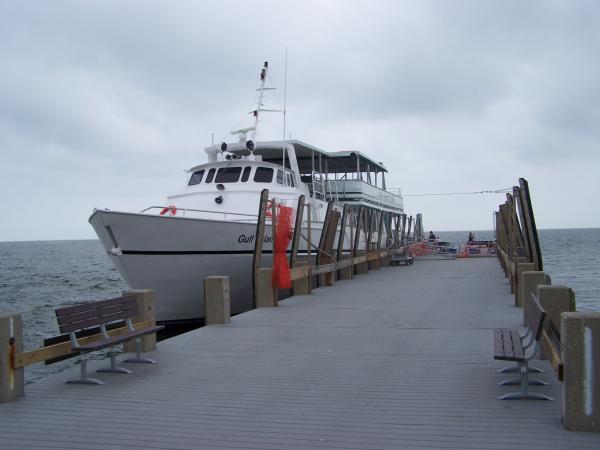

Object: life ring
[160,205,177,216]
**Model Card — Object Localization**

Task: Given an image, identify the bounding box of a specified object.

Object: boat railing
[309,172,327,201]
[326,180,403,209]
[140,206,259,222]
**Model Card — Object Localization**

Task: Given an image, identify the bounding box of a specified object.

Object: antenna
[252,61,273,140]
[283,49,288,139]
[282,47,288,168]
[230,61,281,142]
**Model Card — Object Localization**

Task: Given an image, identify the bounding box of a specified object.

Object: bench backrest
[525,293,546,341]
[55,295,139,334]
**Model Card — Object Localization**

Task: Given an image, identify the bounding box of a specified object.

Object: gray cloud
[1,0,599,240]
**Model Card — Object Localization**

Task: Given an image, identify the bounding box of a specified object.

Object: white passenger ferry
[89,62,404,324]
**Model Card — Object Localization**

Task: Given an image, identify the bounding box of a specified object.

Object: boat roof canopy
[207,140,388,174]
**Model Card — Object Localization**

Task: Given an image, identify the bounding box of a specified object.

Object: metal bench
[55,295,164,385]
[493,293,554,400]
[390,247,414,266]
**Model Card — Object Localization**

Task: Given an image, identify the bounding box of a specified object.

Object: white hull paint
[90,209,331,323]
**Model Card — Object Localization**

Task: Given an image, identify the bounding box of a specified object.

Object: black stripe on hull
[120,249,356,256]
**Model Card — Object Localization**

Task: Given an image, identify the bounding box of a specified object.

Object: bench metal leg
[123,338,156,364]
[498,377,549,386]
[66,355,104,385]
[498,364,543,373]
[497,391,555,401]
[97,351,132,374]
[497,364,554,401]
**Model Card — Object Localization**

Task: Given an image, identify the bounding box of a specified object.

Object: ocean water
[0,240,127,382]
[436,228,600,311]
[1,229,598,383]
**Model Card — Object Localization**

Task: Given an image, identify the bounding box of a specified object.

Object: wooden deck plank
[1,258,598,449]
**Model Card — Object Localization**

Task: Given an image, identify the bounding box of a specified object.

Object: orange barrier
[408,241,433,257]
[272,205,294,288]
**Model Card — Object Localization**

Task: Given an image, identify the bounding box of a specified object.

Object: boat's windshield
[188,165,296,187]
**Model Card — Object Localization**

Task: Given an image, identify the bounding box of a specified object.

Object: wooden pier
[1,258,599,449]
[2,177,599,447]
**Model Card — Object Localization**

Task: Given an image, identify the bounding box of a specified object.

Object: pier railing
[494,177,600,432]
[249,189,418,307]
[1,290,159,402]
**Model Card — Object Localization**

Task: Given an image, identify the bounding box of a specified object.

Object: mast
[252,61,269,140]
[283,48,288,168]
[230,61,279,143]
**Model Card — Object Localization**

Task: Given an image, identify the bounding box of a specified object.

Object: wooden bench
[493,293,554,400]
[55,295,164,385]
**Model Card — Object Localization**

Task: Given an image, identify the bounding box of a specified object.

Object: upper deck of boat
[3,258,594,449]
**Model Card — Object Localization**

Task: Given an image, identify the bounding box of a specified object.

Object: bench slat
[502,329,514,359]
[511,329,524,360]
[494,328,525,362]
[56,303,137,326]
[58,311,133,333]
[55,295,136,316]
[56,296,139,333]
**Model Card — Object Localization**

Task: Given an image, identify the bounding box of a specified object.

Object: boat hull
[89,210,323,323]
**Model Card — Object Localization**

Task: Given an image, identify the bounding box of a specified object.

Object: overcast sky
[1,0,599,241]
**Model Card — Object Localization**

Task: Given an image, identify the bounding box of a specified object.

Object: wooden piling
[519,270,548,311]
[290,196,310,296]
[256,268,278,307]
[353,207,368,275]
[204,277,231,325]
[320,205,339,287]
[561,311,600,432]
[519,178,543,271]
[337,205,353,280]
[123,289,158,353]
[538,285,575,368]
[0,313,23,403]
[514,261,535,306]
[252,189,269,308]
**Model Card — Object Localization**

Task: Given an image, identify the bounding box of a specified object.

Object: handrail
[329,180,403,198]
[140,206,258,218]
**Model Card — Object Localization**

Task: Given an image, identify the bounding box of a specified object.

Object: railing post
[204,276,231,325]
[514,260,535,305]
[252,189,269,309]
[521,271,549,319]
[123,289,158,353]
[353,207,367,275]
[293,272,311,295]
[256,268,278,307]
[370,210,384,270]
[321,208,339,287]
[538,286,575,362]
[561,311,600,431]
[0,313,24,402]
[519,178,543,271]
[291,197,311,296]
[337,205,352,281]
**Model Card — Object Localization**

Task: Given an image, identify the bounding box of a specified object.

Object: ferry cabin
[163,140,403,224]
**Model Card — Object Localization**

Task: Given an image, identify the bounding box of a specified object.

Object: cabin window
[215,167,242,183]
[286,173,296,187]
[254,167,274,183]
[188,170,205,186]
[241,166,251,182]
[205,168,216,183]
[290,173,296,187]
[276,169,284,185]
